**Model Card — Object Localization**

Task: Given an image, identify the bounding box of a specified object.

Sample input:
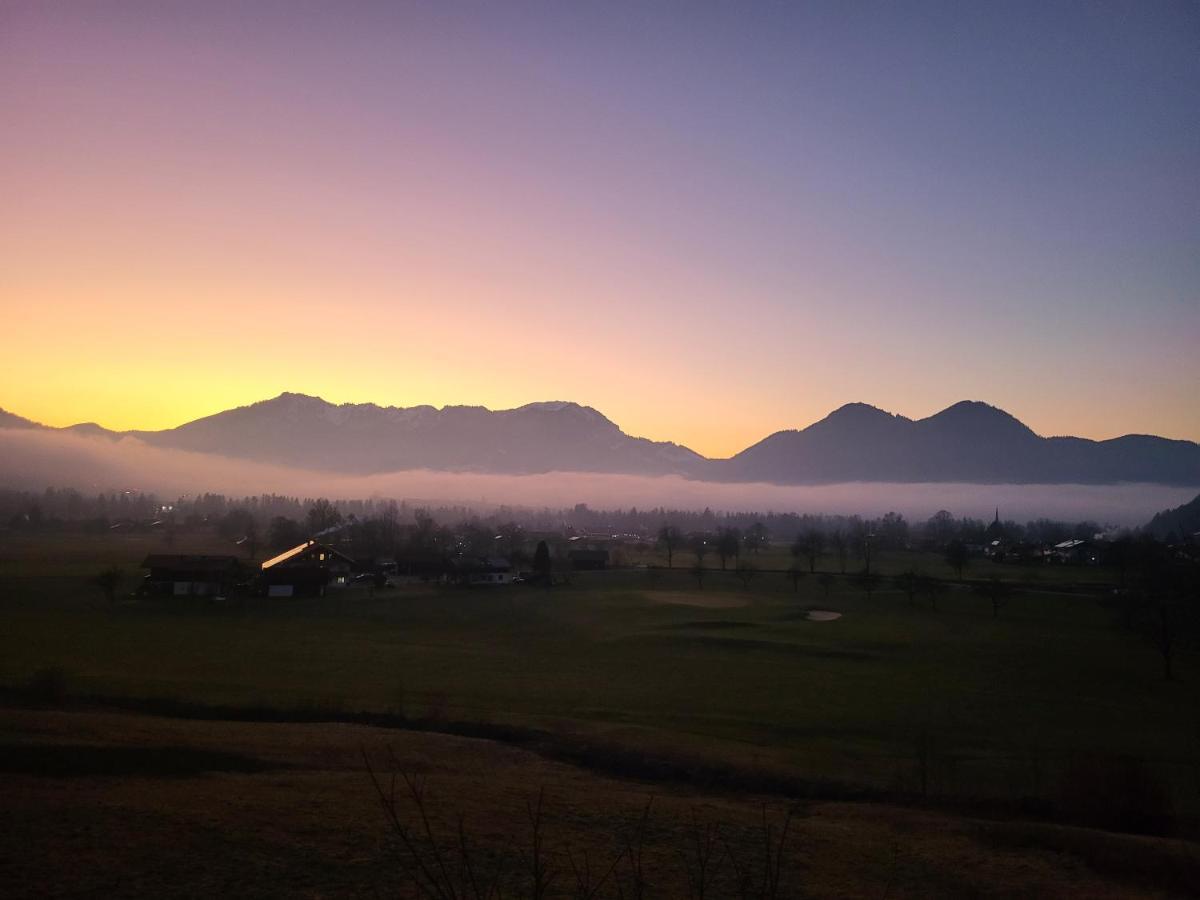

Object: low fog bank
[0,428,1193,526]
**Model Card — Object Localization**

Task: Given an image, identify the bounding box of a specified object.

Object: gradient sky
[2,1,1197,457]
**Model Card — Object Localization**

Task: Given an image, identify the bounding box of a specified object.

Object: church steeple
[986,507,1004,540]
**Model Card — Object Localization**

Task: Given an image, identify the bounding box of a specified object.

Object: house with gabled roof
[259,540,357,597]
[452,556,513,586]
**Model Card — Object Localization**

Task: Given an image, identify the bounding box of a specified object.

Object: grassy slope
[1,532,1197,819]
[5,707,1199,898]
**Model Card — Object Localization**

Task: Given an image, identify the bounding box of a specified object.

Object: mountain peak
[934,400,1007,417]
[517,400,614,425]
[808,403,912,434]
[825,402,897,421]
[519,400,585,413]
[268,391,330,406]
[2,394,1195,485]
[922,401,1037,437]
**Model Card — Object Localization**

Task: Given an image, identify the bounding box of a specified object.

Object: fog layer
[0,428,1193,525]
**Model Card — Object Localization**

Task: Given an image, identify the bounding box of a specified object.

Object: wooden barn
[140,555,242,598]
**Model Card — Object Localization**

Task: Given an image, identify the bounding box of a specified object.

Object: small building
[453,556,514,586]
[140,554,242,598]
[567,548,609,570]
[260,540,357,597]
[392,553,455,584]
[372,556,398,576]
[1050,539,1099,566]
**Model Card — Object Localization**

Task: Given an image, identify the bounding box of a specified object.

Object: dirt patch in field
[645,591,749,609]
[807,610,843,622]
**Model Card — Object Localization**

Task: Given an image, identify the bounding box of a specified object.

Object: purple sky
[2,1,1197,455]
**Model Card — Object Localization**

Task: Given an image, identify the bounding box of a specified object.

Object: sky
[2,1,1197,458]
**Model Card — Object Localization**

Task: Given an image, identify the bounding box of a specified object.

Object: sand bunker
[806,610,843,622]
[646,591,750,609]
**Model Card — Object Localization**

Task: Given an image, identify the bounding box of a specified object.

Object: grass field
[2,530,1199,896]
[11,707,1200,898]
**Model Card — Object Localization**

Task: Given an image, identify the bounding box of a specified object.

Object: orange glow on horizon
[2,5,1196,458]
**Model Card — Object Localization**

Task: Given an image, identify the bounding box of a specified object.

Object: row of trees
[3,487,1121,552]
[656,521,905,575]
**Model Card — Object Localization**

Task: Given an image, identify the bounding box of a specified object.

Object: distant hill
[130,393,705,476]
[1144,493,1200,540]
[1,395,1197,484]
[714,401,1200,485]
[0,408,42,430]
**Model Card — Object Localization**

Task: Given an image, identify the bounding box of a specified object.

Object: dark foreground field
[6,707,1200,898]
[2,532,1199,896]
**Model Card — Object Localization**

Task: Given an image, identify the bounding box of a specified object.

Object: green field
[2,530,1197,825]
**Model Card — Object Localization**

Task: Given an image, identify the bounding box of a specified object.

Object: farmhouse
[140,554,242,598]
[1050,538,1100,565]
[391,553,454,584]
[453,556,514,586]
[568,548,609,570]
[259,540,356,597]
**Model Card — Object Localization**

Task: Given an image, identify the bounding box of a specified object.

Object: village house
[389,554,454,584]
[567,548,609,570]
[453,556,514,586]
[1049,539,1100,565]
[259,540,356,597]
[140,554,242,598]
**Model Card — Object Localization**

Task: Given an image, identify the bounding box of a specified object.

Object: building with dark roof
[140,555,243,598]
[567,548,609,570]
[452,556,514,585]
[260,540,357,597]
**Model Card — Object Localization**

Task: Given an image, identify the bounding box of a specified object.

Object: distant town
[5,486,1197,601]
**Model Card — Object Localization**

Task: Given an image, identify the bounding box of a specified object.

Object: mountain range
[1,393,1197,486]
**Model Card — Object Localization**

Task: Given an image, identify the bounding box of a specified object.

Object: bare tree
[1145,600,1177,681]
[657,525,682,569]
[1127,567,1197,681]
[744,522,769,555]
[91,566,124,606]
[974,576,1014,618]
[786,564,806,594]
[533,540,552,585]
[800,530,825,573]
[679,809,721,900]
[523,788,556,899]
[306,498,343,535]
[619,799,653,899]
[720,803,795,900]
[894,570,920,607]
[919,575,947,611]
[945,540,969,581]
[244,518,259,561]
[735,559,756,590]
[853,569,881,601]
[829,530,848,574]
[817,572,835,599]
[362,753,508,900]
[716,528,741,571]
